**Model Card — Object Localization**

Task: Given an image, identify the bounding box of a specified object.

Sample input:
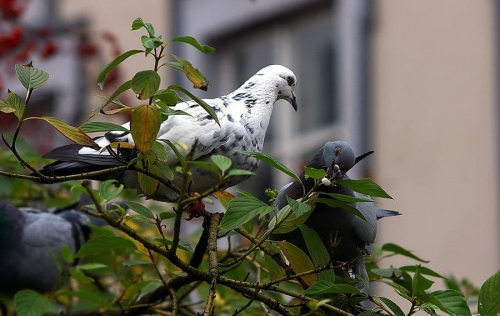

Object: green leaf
[14,290,58,316]
[382,243,429,262]
[304,280,360,296]
[130,104,161,153]
[28,116,98,148]
[131,18,158,44]
[304,167,326,180]
[379,297,405,316]
[227,169,255,177]
[171,36,215,54]
[264,251,286,281]
[75,235,137,257]
[131,70,161,100]
[99,180,123,201]
[97,49,142,89]
[412,265,434,295]
[312,197,366,221]
[15,63,49,90]
[189,160,219,173]
[269,205,309,234]
[154,89,179,106]
[479,270,500,316]
[299,224,335,283]
[371,266,402,278]
[211,155,232,173]
[78,263,108,270]
[131,18,146,30]
[141,35,163,51]
[92,80,132,117]
[324,192,374,203]
[123,280,162,301]
[400,265,445,278]
[157,238,194,253]
[159,211,176,220]
[126,200,154,219]
[137,154,160,197]
[425,290,472,316]
[0,99,16,114]
[276,241,318,286]
[154,160,174,181]
[335,178,393,199]
[80,121,129,133]
[61,245,74,264]
[220,197,274,232]
[286,196,310,217]
[168,84,219,126]
[122,259,154,266]
[58,290,111,307]
[5,90,25,119]
[242,151,301,183]
[160,139,187,168]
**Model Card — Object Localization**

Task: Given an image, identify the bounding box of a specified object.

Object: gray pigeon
[0,200,118,295]
[272,141,400,285]
[37,65,298,202]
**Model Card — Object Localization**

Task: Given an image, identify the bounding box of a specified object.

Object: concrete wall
[59,0,172,113]
[372,0,499,294]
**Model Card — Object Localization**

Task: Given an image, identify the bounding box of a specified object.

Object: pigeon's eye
[286,76,294,86]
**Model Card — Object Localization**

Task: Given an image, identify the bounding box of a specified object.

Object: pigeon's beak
[291,93,298,111]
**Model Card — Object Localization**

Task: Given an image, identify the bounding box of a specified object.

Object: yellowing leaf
[276,241,318,287]
[29,116,98,149]
[213,190,235,209]
[130,104,161,154]
[183,62,209,91]
[101,106,133,115]
[5,90,25,119]
[137,153,160,197]
[0,99,16,114]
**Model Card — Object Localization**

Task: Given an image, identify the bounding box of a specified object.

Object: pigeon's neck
[227,79,281,147]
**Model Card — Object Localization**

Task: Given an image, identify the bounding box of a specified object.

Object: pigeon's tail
[35,144,133,178]
[375,209,401,220]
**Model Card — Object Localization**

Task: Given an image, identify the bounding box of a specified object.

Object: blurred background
[0,0,498,302]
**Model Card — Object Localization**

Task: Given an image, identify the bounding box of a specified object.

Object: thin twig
[203,213,221,316]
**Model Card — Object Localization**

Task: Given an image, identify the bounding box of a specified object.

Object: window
[205,5,342,196]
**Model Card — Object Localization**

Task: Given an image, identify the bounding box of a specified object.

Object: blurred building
[2,0,498,303]
[173,0,500,298]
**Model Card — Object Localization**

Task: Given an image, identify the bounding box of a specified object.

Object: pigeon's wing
[274,182,304,210]
[156,99,232,165]
[16,211,79,292]
[351,192,378,245]
[22,211,80,253]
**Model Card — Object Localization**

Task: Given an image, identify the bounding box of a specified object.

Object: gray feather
[272,141,400,286]
[0,199,122,295]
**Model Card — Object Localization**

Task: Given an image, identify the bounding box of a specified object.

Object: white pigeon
[39,65,298,201]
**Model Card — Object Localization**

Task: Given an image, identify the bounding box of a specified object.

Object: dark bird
[0,199,121,295]
[37,65,298,202]
[272,141,400,284]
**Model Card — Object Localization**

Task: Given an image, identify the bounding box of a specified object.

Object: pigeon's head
[257,65,298,111]
[323,141,356,179]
